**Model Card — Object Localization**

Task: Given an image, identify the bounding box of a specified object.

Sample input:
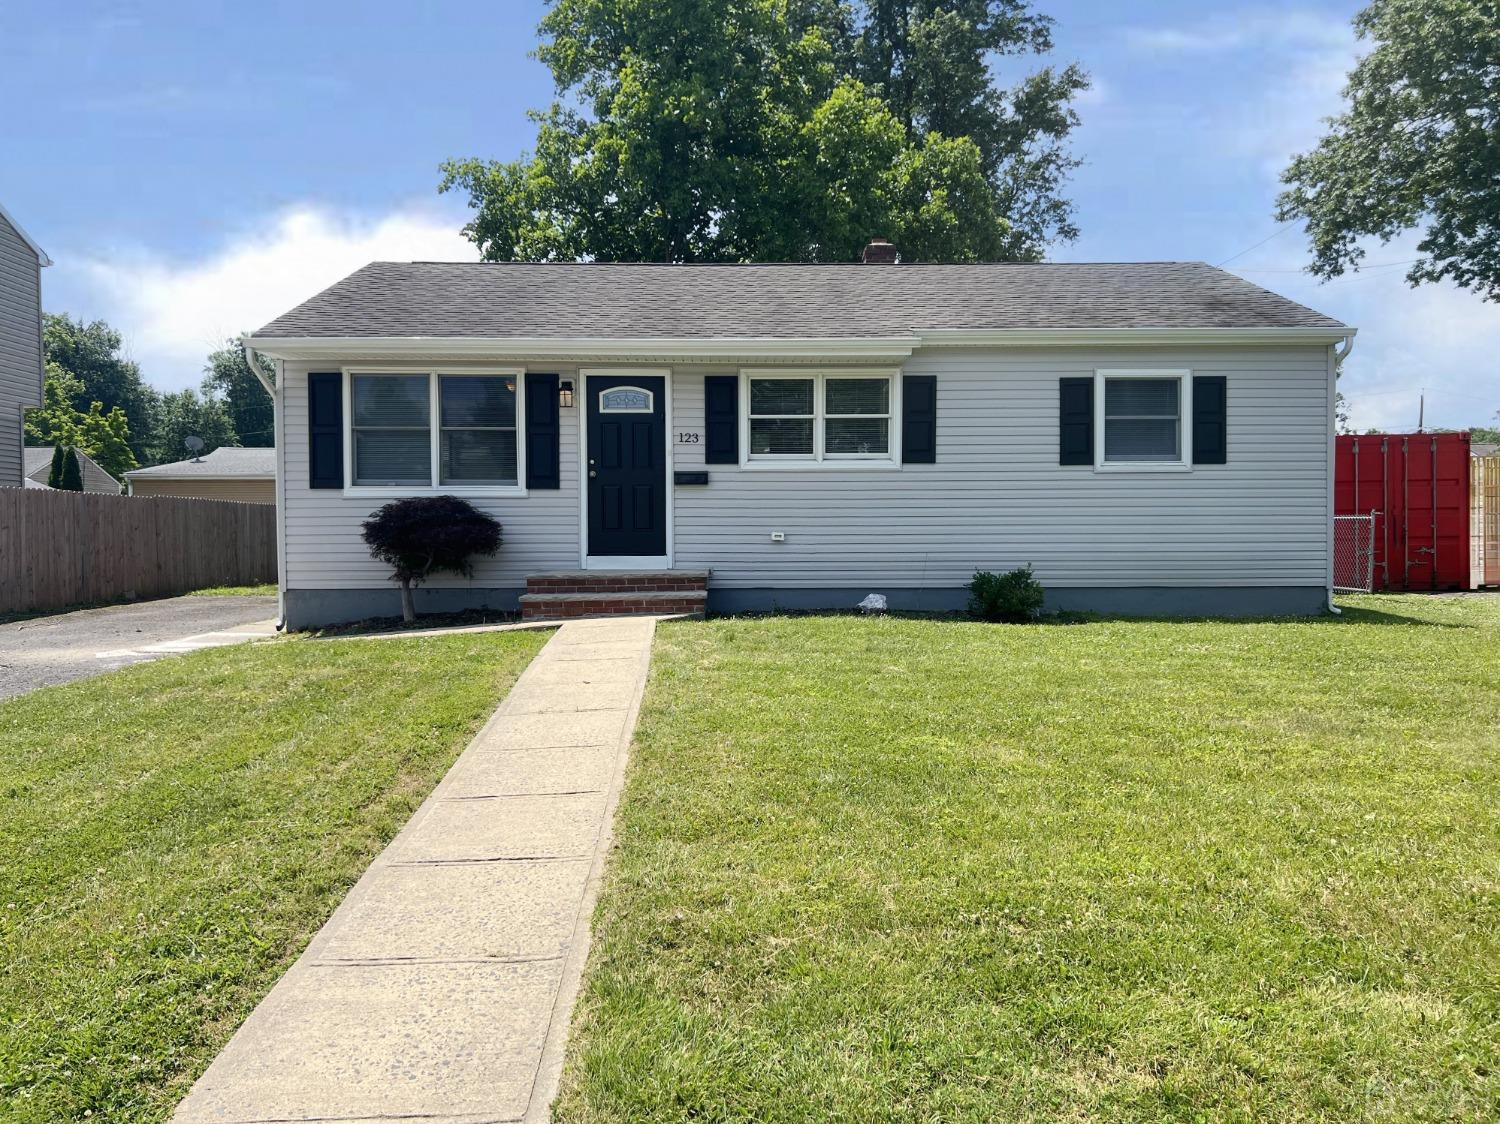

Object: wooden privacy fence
[0,488,276,614]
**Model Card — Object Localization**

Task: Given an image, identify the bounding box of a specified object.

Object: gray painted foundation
[285,583,1328,628]
[707,585,1330,617]
[285,587,521,629]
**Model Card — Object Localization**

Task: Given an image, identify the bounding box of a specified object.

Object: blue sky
[2,0,1495,431]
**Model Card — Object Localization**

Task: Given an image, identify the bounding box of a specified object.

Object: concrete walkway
[174,616,657,1124]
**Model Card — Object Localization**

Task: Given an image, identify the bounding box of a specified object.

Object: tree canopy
[203,341,275,448]
[441,0,1088,263]
[1277,0,1500,298]
[42,314,158,462]
[24,361,138,479]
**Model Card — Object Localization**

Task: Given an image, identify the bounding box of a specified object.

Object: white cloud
[1124,12,1351,54]
[60,202,478,391]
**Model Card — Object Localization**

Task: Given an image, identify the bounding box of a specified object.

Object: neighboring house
[125,446,276,504]
[23,445,121,494]
[245,246,1355,627]
[0,202,50,489]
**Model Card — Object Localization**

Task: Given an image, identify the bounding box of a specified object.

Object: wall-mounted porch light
[558,379,576,408]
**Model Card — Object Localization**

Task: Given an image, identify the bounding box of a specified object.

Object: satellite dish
[184,435,205,461]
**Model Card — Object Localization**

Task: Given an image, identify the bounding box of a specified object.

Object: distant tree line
[24,314,274,480]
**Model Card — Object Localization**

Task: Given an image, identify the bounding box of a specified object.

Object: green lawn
[0,629,548,1121]
[558,595,1500,1122]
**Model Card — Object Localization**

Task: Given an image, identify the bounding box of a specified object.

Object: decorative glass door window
[598,386,654,413]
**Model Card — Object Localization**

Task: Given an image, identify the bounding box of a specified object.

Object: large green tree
[202,341,275,448]
[42,314,160,461]
[1277,0,1500,297]
[441,0,1087,263]
[24,361,138,479]
[147,390,237,466]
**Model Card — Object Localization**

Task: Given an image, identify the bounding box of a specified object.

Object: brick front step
[525,570,710,595]
[520,590,707,621]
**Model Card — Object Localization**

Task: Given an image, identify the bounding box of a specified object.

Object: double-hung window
[745,371,896,463]
[1095,370,1191,468]
[349,370,522,490]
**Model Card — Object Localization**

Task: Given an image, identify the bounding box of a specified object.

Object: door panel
[587,376,666,557]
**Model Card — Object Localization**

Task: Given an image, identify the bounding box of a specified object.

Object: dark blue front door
[586,375,666,557]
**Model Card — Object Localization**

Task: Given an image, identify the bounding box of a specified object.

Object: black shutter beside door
[704,375,738,464]
[526,373,561,488]
[1059,377,1093,465]
[308,372,343,489]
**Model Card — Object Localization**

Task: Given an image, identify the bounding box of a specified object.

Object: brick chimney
[861,238,899,264]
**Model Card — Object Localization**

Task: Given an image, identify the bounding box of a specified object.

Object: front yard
[0,629,548,1121]
[558,595,1500,1121]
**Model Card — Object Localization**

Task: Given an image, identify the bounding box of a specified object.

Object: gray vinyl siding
[0,213,44,488]
[671,345,1331,589]
[279,345,1330,596]
[280,363,581,590]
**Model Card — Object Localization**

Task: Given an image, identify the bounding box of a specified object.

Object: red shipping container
[1335,432,1473,591]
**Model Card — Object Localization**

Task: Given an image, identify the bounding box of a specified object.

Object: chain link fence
[1333,511,1379,593]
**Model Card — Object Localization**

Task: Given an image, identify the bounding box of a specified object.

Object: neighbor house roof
[251,261,1349,342]
[23,446,120,493]
[125,446,276,480]
[0,201,53,267]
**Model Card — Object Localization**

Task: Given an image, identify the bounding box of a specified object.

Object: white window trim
[738,368,903,470]
[1093,368,1193,473]
[342,366,529,497]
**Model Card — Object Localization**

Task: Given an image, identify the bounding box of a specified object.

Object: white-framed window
[345,368,525,493]
[742,369,899,465]
[1094,369,1192,471]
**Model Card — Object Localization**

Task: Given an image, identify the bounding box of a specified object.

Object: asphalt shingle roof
[23,446,121,493]
[126,446,276,479]
[251,261,1347,339]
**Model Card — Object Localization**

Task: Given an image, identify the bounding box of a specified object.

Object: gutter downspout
[243,341,287,630]
[1328,333,1356,615]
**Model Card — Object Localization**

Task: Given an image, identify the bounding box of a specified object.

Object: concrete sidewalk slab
[174,615,660,1124]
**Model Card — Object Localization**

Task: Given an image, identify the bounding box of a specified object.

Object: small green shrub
[968,565,1046,622]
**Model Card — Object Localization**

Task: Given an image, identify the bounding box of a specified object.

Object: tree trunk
[400,578,416,623]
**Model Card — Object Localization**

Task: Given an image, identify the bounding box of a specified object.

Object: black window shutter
[526,373,560,488]
[704,375,738,464]
[901,375,937,463]
[1192,375,1227,464]
[1059,377,1093,465]
[307,372,343,489]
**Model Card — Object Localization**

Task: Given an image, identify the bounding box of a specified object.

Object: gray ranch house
[1,202,50,489]
[245,244,1354,627]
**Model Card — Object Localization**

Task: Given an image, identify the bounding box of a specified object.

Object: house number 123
[676,432,701,444]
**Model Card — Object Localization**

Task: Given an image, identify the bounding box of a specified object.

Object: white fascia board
[124,472,275,482]
[242,335,920,364]
[0,201,53,266]
[245,325,1356,363]
[915,326,1356,347]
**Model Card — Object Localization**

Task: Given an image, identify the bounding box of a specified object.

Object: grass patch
[558,594,1500,1122]
[0,629,548,1121]
[185,583,277,597]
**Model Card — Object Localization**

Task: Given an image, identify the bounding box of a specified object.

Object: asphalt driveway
[0,594,278,700]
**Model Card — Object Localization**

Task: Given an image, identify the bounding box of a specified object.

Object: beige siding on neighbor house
[129,477,276,504]
[0,213,45,489]
[279,345,1331,594]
